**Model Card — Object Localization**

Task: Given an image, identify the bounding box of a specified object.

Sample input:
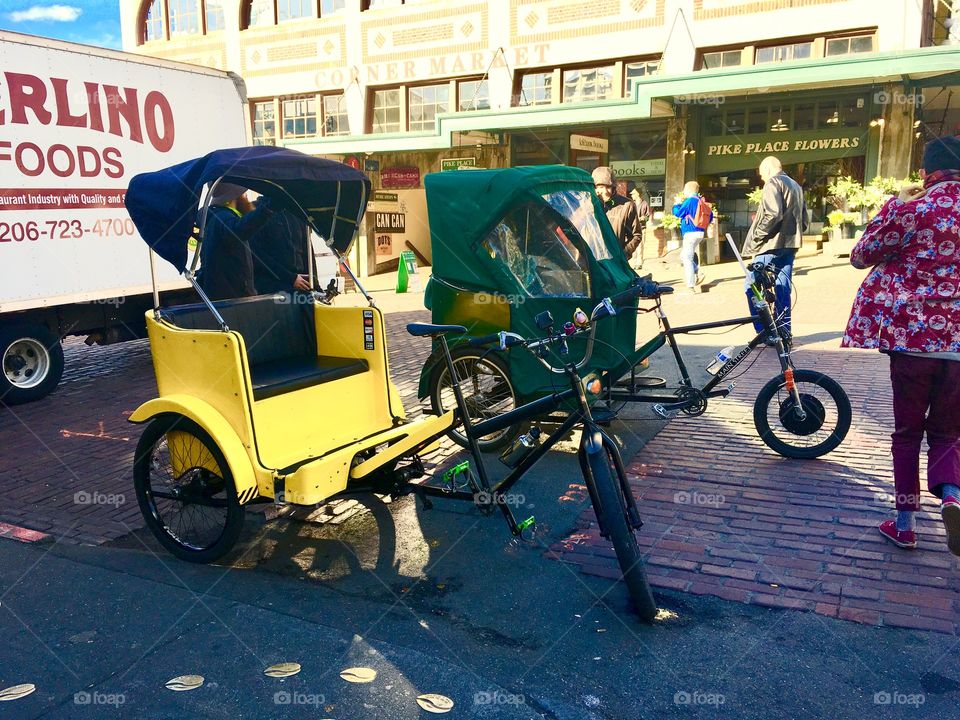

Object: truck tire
[0,324,65,405]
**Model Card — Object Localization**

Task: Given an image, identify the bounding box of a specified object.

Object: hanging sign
[374,212,406,233]
[611,159,666,177]
[375,234,393,256]
[381,166,420,189]
[440,157,476,171]
[373,191,398,203]
[570,134,609,153]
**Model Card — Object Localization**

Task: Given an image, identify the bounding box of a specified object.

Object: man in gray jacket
[742,156,807,342]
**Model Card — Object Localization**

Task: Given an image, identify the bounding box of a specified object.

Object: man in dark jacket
[592,166,643,261]
[249,194,314,295]
[742,156,807,339]
[198,183,270,300]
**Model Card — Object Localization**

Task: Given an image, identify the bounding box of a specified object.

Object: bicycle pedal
[517,516,537,542]
[652,404,678,420]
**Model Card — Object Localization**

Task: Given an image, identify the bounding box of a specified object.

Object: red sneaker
[941,497,960,557]
[878,520,917,549]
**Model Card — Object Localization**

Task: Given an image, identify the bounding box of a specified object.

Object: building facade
[121,0,960,275]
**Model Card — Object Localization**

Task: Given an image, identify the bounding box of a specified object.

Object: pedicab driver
[198,183,273,300]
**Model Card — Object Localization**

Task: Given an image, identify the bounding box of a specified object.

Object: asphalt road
[2,254,959,718]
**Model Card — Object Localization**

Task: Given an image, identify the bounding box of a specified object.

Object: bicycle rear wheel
[587,443,657,622]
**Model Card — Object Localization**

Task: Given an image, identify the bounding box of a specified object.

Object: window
[252,101,276,145]
[363,0,403,8]
[825,35,874,56]
[246,0,274,26]
[562,65,614,103]
[624,60,659,97]
[371,88,401,133]
[793,102,816,131]
[282,96,317,138]
[168,0,199,35]
[481,202,591,298]
[408,83,449,132]
[458,79,489,111]
[321,0,346,14]
[517,72,553,106]
[755,42,813,64]
[144,0,164,41]
[322,94,349,136]
[747,108,767,134]
[278,0,311,21]
[702,50,741,70]
[205,0,224,30]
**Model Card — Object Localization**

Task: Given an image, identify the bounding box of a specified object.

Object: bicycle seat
[406,323,468,337]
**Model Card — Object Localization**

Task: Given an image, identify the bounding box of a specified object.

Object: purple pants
[890,353,960,510]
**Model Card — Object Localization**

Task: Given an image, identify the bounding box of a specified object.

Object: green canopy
[425,165,636,295]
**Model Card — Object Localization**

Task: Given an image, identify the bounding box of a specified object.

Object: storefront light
[869,117,886,127]
[770,117,789,132]
[683,142,696,155]
[826,110,840,124]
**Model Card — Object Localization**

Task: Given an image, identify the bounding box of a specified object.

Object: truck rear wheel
[0,324,64,405]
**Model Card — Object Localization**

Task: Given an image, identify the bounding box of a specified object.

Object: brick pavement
[2,255,958,633]
[0,308,437,546]
[550,341,960,635]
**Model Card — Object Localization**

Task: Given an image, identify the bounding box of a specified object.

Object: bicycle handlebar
[609,278,672,307]
[464,276,674,375]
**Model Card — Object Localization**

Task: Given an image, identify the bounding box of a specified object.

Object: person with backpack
[742,156,807,344]
[672,181,713,293]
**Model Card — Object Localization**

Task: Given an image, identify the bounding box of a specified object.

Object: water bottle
[706,346,736,375]
[499,427,543,468]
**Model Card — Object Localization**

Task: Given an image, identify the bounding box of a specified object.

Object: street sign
[375,234,392,256]
[440,156,476,171]
[373,191,398,203]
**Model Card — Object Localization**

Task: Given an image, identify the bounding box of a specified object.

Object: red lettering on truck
[1,73,175,153]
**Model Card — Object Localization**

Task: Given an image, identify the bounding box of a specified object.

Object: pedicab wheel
[753,369,852,460]
[133,415,244,563]
[430,348,522,452]
[587,445,657,622]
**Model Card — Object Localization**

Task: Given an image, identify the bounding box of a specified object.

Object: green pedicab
[418,165,657,450]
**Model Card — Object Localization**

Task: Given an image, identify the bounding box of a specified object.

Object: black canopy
[125,146,371,272]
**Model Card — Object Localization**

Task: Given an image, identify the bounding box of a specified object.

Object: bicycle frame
[412,334,640,537]
[608,287,794,411]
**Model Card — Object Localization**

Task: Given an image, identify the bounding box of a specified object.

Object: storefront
[511,122,668,206]
[690,90,880,251]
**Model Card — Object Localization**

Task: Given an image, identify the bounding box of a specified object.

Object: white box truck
[0,30,249,404]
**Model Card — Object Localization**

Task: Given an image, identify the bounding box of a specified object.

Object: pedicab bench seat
[162,295,368,401]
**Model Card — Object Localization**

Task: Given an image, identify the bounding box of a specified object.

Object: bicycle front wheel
[588,445,658,622]
[753,369,851,459]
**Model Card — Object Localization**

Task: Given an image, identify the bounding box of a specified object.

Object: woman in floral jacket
[842,136,960,555]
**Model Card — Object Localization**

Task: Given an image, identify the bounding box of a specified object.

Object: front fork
[576,378,642,536]
[755,297,805,419]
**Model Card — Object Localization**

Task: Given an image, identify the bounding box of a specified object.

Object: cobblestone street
[2,253,958,635]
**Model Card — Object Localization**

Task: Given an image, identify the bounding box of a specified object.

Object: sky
[0,0,121,49]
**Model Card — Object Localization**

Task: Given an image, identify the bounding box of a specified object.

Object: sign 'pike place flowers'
[699,129,866,173]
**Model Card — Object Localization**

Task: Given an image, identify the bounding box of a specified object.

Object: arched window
[143,0,164,41]
[206,0,225,31]
[139,0,220,43]
[243,0,276,28]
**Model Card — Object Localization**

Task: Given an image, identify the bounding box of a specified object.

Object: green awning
[286,45,960,156]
